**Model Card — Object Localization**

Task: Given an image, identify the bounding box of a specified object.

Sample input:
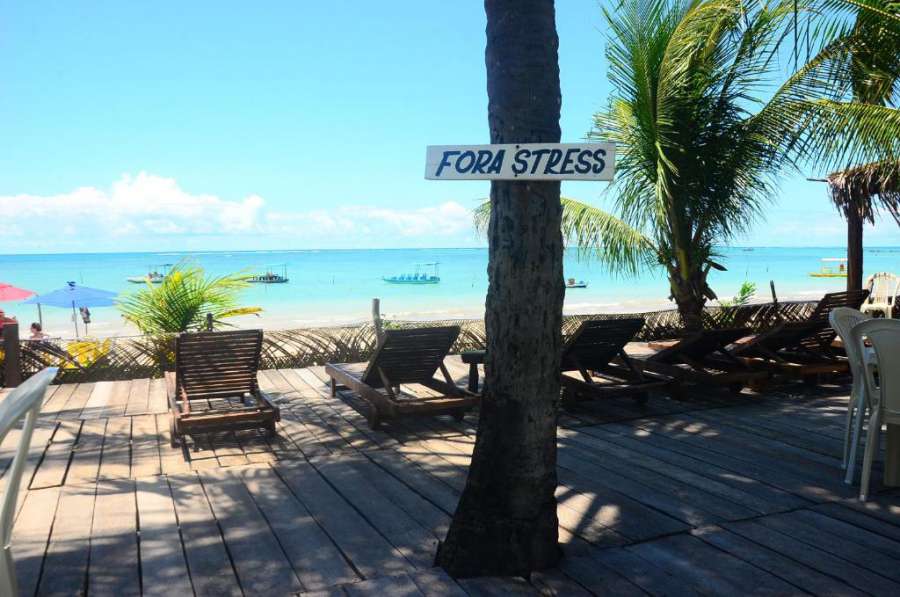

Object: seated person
[29,322,49,341]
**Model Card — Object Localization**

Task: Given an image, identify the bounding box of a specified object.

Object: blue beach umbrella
[23,281,118,337]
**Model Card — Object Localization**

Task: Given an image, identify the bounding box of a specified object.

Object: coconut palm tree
[822,0,900,290]
[437,0,564,578]
[520,0,900,331]
[118,262,261,334]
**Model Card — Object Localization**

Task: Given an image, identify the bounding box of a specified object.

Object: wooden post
[846,205,864,292]
[372,298,384,342]
[2,323,23,387]
[206,313,213,332]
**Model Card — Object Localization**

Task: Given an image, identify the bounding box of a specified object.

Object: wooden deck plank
[88,478,141,596]
[136,475,194,597]
[12,486,62,597]
[239,464,361,590]
[168,472,242,597]
[106,379,133,418]
[29,419,79,489]
[300,366,401,449]
[36,482,96,596]
[147,377,168,413]
[311,455,438,569]
[572,423,807,511]
[130,413,162,477]
[156,413,192,475]
[756,512,900,582]
[275,459,415,579]
[626,533,798,595]
[723,519,900,595]
[343,573,425,596]
[124,377,150,416]
[587,546,704,597]
[198,467,304,594]
[810,502,900,543]
[81,380,114,419]
[57,381,94,420]
[277,368,375,451]
[98,416,132,480]
[39,383,76,419]
[692,524,867,597]
[66,418,106,485]
[408,568,469,597]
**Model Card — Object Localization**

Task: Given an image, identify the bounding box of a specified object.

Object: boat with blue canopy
[383,263,440,285]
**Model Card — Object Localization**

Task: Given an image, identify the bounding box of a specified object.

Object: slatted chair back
[362,326,460,388]
[0,367,57,597]
[561,318,644,372]
[650,327,750,364]
[175,330,263,400]
[800,289,870,351]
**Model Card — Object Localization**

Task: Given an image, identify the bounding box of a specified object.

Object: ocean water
[1,247,898,338]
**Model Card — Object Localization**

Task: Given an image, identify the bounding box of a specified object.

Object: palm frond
[117,260,261,334]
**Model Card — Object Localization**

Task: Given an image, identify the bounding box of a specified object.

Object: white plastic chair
[829,308,870,483]
[861,272,900,319]
[852,319,900,501]
[0,368,57,597]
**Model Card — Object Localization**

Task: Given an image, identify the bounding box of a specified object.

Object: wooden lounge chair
[325,326,478,429]
[165,329,279,446]
[728,289,869,381]
[560,318,671,406]
[640,327,770,393]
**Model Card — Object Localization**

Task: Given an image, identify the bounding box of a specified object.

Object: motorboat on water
[249,264,289,284]
[566,278,588,289]
[383,262,440,285]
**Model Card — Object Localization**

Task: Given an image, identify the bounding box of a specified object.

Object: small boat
[127,264,171,284]
[249,264,289,284]
[384,263,440,285]
[809,258,848,278]
[566,278,588,289]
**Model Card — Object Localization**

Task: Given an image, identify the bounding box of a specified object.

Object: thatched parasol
[824,160,900,291]
[827,160,900,224]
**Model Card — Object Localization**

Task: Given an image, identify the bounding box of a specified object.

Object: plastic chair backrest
[871,273,900,303]
[852,319,900,418]
[0,370,57,551]
[829,308,869,381]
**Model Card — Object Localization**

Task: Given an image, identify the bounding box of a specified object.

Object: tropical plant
[117,263,261,334]
[482,0,900,331]
[719,281,757,307]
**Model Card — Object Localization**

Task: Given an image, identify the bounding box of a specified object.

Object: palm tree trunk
[846,203,864,292]
[671,282,706,332]
[436,0,563,577]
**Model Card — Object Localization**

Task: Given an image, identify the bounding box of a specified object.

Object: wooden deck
[4,355,900,596]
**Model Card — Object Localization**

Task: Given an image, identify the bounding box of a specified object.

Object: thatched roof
[827,161,900,225]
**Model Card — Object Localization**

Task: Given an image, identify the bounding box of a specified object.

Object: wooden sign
[425,143,614,181]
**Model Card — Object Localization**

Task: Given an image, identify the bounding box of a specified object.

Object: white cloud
[0,172,477,251]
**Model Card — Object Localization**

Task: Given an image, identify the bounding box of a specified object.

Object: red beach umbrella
[0,283,35,302]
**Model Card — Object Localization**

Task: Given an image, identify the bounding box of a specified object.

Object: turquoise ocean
[1,247,898,338]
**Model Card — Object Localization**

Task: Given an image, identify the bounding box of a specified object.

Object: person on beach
[29,322,48,341]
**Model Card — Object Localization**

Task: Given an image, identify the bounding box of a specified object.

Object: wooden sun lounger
[165,329,279,446]
[325,326,478,429]
[641,327,770,393]
[560,318,673,406]
[728,289,869,381]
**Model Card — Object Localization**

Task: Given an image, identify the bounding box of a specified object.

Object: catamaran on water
[383,262,440,285]
[809,257,848,278]
[127,264,172,284]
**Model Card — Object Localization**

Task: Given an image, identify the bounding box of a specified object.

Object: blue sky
[1,0,896,254]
